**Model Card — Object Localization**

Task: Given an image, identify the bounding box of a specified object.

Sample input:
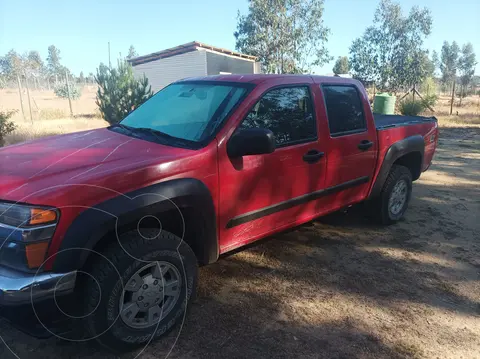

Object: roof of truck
[177,74,361,86]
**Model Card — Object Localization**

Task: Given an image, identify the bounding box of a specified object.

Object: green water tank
[373,93,396,114]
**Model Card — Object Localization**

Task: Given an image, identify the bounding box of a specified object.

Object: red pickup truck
[0,75,437,351]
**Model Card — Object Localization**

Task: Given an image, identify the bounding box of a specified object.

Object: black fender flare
[369,135,424,199]
[53,178,218,272]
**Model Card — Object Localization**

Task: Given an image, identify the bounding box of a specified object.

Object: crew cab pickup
[0,75,438,351]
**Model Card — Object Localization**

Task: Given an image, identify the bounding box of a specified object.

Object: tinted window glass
[239,86,315,146]
[322,85,366,135]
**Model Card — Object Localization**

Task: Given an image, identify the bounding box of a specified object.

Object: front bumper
[0,265,76,306]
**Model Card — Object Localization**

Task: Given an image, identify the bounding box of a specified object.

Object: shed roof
[128,41,257,66]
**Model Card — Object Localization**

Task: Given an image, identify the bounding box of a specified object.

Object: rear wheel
[82,229,197,353]
[371,164,412,225]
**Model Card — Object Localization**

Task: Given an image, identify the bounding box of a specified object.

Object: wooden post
[16,75,26,120]
[413,88,435,112]
[65,70,74,117]
[24,71,33,123]
[413,84,416,102]
[450,80,456,115]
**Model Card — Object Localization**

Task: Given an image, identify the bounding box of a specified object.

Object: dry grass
[5,117,108,145]
[0,87,108,146]
[428,94,480,128]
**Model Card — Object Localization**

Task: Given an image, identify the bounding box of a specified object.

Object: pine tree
[333,56,350,75]
[95,60,153,124]
[126,45,138,60]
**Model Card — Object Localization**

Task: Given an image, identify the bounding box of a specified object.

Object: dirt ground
[0,91,479,358]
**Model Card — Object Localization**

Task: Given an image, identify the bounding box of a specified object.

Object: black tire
[82,229,198,353]
[371,164,412,225]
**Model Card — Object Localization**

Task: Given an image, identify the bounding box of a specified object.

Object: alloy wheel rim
[119,261,181,329]
[388,179,408,215]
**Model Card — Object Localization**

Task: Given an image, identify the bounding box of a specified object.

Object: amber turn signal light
[29,208,57,225]
[25,242,49,269]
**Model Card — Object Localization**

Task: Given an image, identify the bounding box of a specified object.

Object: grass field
[0,88,479,358]
[0,86,107,146]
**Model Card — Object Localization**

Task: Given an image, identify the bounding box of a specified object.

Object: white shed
[128,41,261,92]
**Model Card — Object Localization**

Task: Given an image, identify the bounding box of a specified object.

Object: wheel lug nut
[144,303,149,307]
[154,280,158,285]
[143,284,148,289]
[138,296,143,301]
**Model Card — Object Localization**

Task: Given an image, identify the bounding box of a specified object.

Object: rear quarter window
[321,85,366,136]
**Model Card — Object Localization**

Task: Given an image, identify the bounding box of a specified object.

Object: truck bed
[374,114,437,130]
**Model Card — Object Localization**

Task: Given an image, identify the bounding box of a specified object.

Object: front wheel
[82,229,198,353]
[371,164,412,225]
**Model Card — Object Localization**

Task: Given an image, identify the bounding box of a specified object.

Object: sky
[1,0,479,76]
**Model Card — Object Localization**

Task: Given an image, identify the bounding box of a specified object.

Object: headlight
[0,202,58,228]
[0,202,59,270]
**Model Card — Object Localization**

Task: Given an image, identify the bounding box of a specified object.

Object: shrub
[95,60,153,124]
[54,82,82,100]
[421,94,438,109]
[399,99,425,116]
[0,109,17,147]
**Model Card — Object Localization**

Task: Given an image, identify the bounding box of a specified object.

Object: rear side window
[239,86,316,146]
[322,85,366,136]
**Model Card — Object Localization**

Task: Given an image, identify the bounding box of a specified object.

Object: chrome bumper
[0,265,76,306]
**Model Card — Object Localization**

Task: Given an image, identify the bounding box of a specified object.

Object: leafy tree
[458,43,477,96]
[440,41,460,86]
[47,45,61,74]
[126,45,138,59]
[332,56,350,75]
[26,51,44,72]
[95,60,153,124]
[46,45,71,79]
[431,50,439,74]
[234,0,331,73]
[349,0,432,92]
[420,76,437,96]
[0,50,26,80]
[79,71,85,83]
[0,110,17,147]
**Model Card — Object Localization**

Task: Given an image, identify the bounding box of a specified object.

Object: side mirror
[227,128,276,158]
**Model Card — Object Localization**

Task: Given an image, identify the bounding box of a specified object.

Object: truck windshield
[120,82,248,144]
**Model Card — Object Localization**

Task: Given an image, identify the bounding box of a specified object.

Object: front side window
[322,85,366,136]
[120,82,247,143]
[239,86,316,146]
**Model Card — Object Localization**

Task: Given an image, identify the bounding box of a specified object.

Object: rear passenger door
[320,84,377,207]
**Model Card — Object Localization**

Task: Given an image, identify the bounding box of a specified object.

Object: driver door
[217,84,327,253]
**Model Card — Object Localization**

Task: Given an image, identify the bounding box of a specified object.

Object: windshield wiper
[132,127,194,147]
[109,123,135,134]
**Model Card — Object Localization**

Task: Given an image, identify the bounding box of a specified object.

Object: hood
[0,128,196,203]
